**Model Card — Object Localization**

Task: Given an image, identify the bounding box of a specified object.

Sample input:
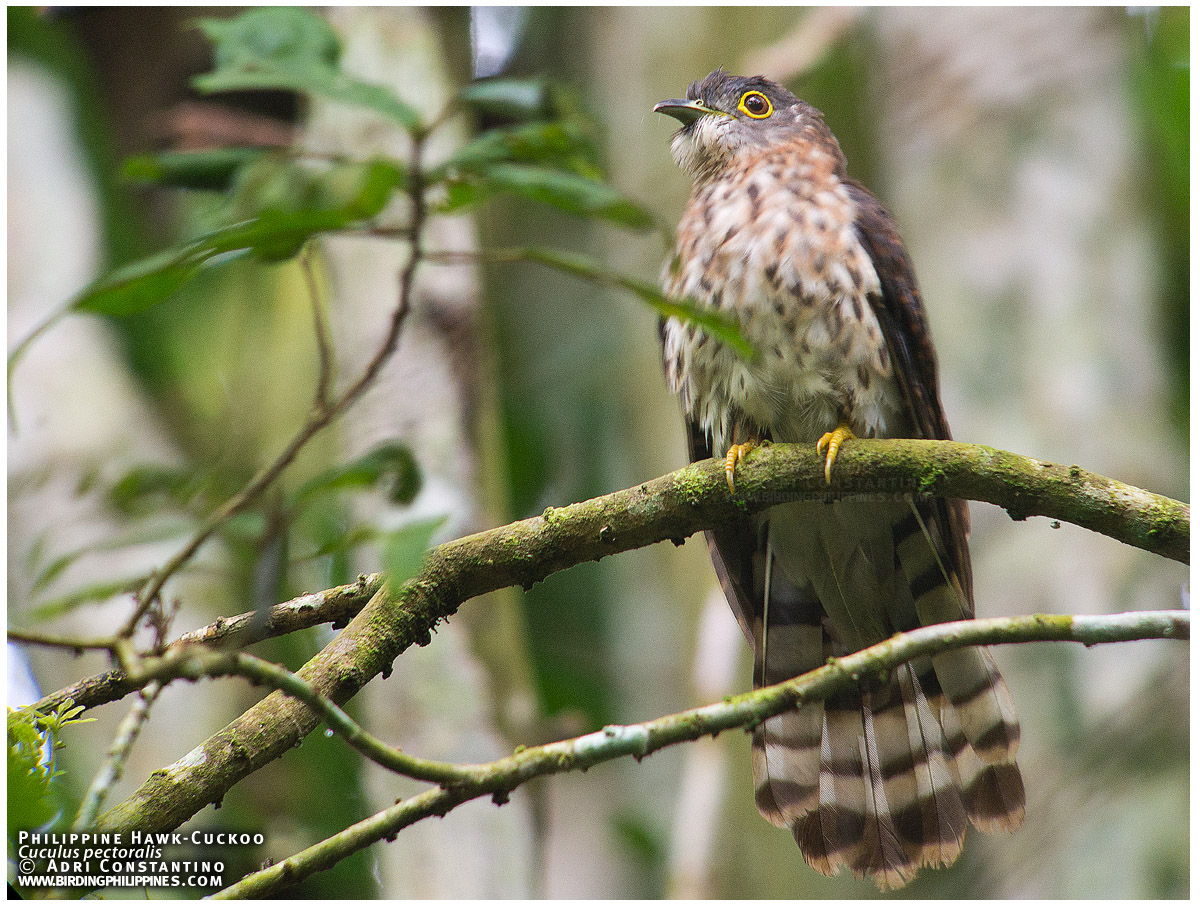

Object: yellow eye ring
[738,91,772,119]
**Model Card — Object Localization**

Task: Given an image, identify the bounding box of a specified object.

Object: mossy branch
[91,440,1188,836]
[27,575,385,717]
[211,609,1188,899]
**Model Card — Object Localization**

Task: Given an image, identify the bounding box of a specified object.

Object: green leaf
[514,247,757,361]
[7,702,92,840]
[29,518,193,598]
[72,157,404,314]
[319,158,407,219]
[106,464,203,516]
[31,550,84,597]
[72,242,218,317]
[124,148,269,191]
[436,120,598,179]
[437,177,496,212]
[457,78,555,121]
[30,576,145,620]
[8,708,60,832]
[293,442,422,507]
[468,163,654,230]
[293,525,385,565]
[223,510,271,545]
[197,6,341,70]
[383,516,447,589]
[193,7,422,131]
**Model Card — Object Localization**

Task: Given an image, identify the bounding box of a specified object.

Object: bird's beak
[653,98,719,126]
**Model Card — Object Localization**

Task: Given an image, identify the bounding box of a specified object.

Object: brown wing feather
[684,415,759,647]
[844,180,975,615]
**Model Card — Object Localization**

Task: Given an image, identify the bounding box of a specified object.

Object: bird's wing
[683,416,760,648]
[844,179,976,616]
[843,182,1023,822]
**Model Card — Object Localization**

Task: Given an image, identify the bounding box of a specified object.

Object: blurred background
[7,6,1188,899]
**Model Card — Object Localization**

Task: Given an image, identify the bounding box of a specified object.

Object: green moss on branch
[94,440,1189,835]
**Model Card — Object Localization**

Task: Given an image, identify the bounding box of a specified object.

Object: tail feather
[859,693,917,888]
[895,663,967,869]
[740,499,1024,888]
[939,696,1026,832]
[754,708,821,826]
[751,556,825,827]
[794,708,872,879]
[894,504,1022,763]
[776,666,1016,889]
[931,645,1021,763]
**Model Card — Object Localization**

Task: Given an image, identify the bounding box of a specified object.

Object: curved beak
[653,98,719,126]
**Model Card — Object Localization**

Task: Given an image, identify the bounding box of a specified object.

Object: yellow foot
[724,440,761,493]
[816,422,856,484]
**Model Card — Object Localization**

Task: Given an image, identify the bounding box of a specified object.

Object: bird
[654,69,1024,889]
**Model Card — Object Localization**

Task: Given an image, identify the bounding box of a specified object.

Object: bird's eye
[738,91,772,119]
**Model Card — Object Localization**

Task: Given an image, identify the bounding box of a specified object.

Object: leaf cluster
[70,7,658,318]
[7,701,92,834]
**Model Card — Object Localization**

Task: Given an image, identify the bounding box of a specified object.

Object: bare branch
[24,575,384,716]
[123,644,472,785]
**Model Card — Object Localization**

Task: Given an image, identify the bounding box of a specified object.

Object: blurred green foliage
[1127,7,1189,439]
[7,702,92,848]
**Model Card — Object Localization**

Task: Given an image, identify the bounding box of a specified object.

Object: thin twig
[71,682,163,832]
[125,645,471,785]
[300,246,336,410]
[25,575,384,716]
[211,609,1188,898]
[7,628,119,653]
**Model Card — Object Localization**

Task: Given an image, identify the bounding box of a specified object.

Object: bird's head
[654,69,839,182]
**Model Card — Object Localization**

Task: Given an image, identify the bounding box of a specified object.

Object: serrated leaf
[383,516,447,590]
[8,710,60,832]
[457,78,554,120]
[193,8,422,131]
[124,148,269,191]
[471,163,654,230]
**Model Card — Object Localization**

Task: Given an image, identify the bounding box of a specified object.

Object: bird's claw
[724,440,761,493]
[816,422,856,484]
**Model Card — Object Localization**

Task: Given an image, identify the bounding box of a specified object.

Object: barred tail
[749,503,1023,888]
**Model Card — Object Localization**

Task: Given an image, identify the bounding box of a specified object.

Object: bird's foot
[816,421,856,484]
[724,438,763,493]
